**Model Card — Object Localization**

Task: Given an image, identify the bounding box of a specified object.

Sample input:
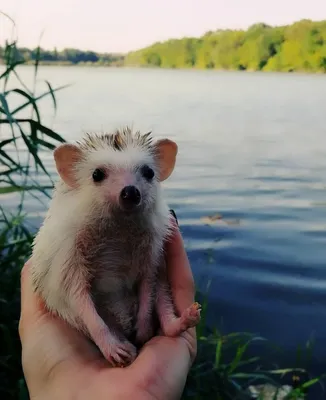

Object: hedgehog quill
[30,128,201,367]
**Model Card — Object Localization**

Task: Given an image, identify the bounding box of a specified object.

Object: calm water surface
[2,66,326,375]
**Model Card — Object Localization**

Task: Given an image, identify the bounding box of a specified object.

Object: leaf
[227,337,264,375]
[33,45,41,81]
[0,149,22,169]
[214,338,223,369]
[301,377,321,389]
[0,137,17,149]
[9,89,41,123]
[11,83,70,116]
[2,39,19,91]
[35,138,56,150]
[268,368,305,375]
[0,185,53,194]
[0,120,65,144]
[29,120,66,143]
[0,166,21,176]
[12,69,33,96]
[0,60,25,80]
[18,126,50,177]
[20,224,34,241]
[0,94,13,124]
[0,95,18,156]
[45,80,57,111]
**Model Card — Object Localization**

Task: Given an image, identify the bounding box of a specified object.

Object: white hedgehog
[30,127,201,367]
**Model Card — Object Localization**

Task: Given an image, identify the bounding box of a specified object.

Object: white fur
[87,145,153,171]
[31,185,90,327]
[30,135,173,332]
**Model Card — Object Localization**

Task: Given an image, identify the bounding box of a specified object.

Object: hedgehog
[30,127,201,367]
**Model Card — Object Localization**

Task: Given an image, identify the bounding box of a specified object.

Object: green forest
[125,19,326,72]
[1,19,326,72]
[0,46,124,66]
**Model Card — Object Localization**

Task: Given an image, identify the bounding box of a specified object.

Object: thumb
[129,335,194,400]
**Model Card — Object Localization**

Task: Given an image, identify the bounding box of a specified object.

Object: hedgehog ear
[154,139,178,181]
[54,143,83,188]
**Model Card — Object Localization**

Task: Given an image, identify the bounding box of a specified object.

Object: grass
[0,14,325,400]
[0,13,68,399]
[182,289,325,400]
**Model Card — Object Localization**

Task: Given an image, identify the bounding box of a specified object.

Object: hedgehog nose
[120,185,141,208]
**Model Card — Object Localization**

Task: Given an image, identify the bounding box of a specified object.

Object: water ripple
[2,66,326,375]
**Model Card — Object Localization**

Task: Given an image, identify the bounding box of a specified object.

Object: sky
[1,0,326,53]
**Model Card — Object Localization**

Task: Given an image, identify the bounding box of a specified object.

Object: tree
[124,19,326,74]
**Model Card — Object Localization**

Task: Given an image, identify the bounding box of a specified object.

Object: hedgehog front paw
[102,339,137,367]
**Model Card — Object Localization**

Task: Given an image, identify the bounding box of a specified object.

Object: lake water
[2,66,326,379]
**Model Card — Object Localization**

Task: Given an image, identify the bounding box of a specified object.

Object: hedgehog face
[53,129,178,215]
[82,143,159,213]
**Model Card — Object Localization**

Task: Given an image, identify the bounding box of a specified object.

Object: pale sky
[1,0,326,53]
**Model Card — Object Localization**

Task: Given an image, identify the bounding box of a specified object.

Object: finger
[19,259,48,340]
[129,336,192,399]
[164,220,195,314]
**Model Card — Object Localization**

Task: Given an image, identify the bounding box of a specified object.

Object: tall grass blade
[0,61,25,81]
[45,81,57,111]
[8,89,41,123]
[11,83,71,116]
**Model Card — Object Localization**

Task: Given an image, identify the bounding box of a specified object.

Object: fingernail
[169,209,179,225]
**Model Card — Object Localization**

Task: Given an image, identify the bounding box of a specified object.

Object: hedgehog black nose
[120,185,141,208]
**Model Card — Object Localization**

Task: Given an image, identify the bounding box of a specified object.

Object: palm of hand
[19,227,197,400]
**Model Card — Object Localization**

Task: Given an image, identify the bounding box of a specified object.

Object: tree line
[1,19,326,72]
[0,46,124,66]
[125,19,326,73]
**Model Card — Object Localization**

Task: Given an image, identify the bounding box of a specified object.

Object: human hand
[19,221,197,400]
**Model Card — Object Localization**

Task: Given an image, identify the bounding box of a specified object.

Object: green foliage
[0,43,67,201]
[0,16,67,397]
[0,42,124,67]
[0,208,33,399]
[3,18,326,73]
[183,288,326,400]
[125,19,326,73]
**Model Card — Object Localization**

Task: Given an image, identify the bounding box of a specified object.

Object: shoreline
[1,62,325,76]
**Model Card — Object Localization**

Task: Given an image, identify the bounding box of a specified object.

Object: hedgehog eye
[92,168,106,182]
[141,165,155,180]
